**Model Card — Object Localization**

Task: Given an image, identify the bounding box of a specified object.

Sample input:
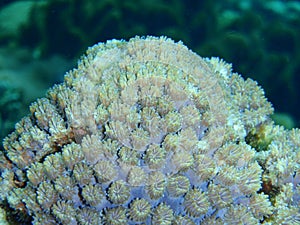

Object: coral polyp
[0,36,299,224]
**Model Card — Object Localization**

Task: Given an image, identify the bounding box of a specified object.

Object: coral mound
[0,36,299,224]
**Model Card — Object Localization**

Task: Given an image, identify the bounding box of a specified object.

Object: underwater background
[0,0,300,146]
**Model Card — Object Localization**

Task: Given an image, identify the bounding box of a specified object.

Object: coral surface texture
[0,36,299,224]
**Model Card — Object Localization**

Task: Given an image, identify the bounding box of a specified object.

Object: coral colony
[0,36,299,224]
